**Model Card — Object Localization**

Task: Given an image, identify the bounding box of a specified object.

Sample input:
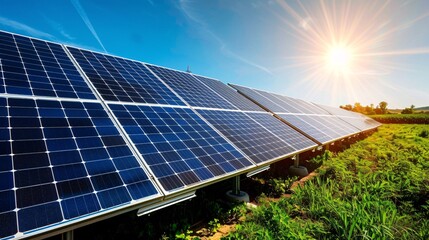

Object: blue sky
[1,0,428,108]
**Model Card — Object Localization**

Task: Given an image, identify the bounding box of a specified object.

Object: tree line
[340,101,388,115]
[340,102,427,115]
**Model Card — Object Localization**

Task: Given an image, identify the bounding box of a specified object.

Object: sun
[325,46,353,74]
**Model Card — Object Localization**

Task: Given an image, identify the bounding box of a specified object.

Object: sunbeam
[274,0,429,106]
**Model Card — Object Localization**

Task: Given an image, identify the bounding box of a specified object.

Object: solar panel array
[315,104,381,130]
[0,30,163,239]
[229,84,378,144]
[144,66,317,164]
[0,30,380,239]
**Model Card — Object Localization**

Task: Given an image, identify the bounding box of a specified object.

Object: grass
[224,124,429,239]
[371,114,429,124]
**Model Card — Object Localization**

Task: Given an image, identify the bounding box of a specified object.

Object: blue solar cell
[0,212,17,238]
[146,64,238,109]
[67,46,185,105]
[61,194,100,219]
[0,190,15,213]
[18,202,63,232]
[0,31,97,100]
[0,96,160,238]
[109,104,253,191]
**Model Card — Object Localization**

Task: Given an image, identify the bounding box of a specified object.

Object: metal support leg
[226,175,249,202]
[61,230,74,240]
[293,154,300,168]
[289,154,308,177]
[232,175,240,195]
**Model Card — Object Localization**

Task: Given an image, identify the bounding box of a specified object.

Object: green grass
[224,124,429,240]
[371,114,429,124]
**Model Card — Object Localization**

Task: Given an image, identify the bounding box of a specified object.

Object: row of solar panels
[0,30,380,239]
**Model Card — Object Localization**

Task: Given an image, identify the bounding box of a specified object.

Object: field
[371,114,429,124]
[225,124,429,239]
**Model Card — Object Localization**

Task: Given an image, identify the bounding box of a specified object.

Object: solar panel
[0,97,160,239]
[0,31,96,100]
[196,110,315,164]
[67,47,185,106]
[192,75,265,111]
[229,84,287,112]
[277,114,337,144]
[109,104,253,192]
[146,64,238,109]
[316,104,381,130]
[230,84,329,114]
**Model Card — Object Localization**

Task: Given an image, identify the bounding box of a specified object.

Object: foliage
[208,218,221,234]
[371,114,429,124]
[226,124,429,239]
[340,101,387,115]
[402,105,415,114]
[267,177,298,197]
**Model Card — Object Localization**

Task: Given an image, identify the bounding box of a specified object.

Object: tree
[402,104,415,114]
[353,102,363,113]
[378,101,388,114]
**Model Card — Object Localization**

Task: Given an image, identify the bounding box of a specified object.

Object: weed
[208,218,221,234]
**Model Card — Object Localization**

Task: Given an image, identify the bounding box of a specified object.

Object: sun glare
[326,46,352,72]
[275,0,429,105]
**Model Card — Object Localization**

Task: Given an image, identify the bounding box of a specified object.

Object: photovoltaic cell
[0,31,96,100]
[192,75,265,111]
[197,110,306,164]
[146,64,237,109]
[109,104,253,192]
[0,97,159,239]
[67,46,185,106]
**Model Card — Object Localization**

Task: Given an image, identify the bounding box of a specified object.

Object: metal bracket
[246,166,270,177]
[137,192,196,217]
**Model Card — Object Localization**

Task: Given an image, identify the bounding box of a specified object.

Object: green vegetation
[224,124,429,240]
[371,114,429,124]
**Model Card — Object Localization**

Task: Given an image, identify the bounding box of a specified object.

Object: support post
[61,230,73,240]
[293,154,300,168]
[232,175,240,195]
[289,154,308,177]
[226,175,249,202]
